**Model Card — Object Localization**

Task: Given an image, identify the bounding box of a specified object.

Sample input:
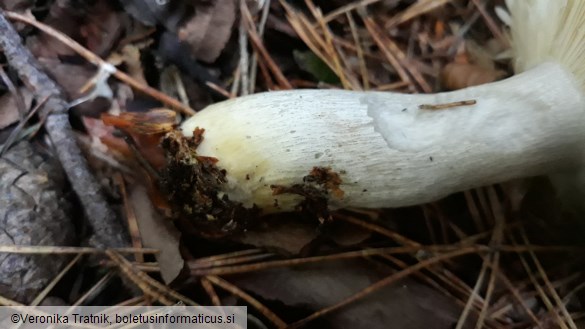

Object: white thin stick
[238,0,250,96]
[249,0,271,94]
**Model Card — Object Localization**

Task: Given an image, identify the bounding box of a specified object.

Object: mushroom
[177,0,585,214]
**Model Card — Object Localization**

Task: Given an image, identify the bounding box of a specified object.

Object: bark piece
[0,142,75,303]
[0,10,128,248]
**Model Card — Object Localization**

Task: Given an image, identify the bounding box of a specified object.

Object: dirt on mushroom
[271,166,345,222]
[160,129,260,235]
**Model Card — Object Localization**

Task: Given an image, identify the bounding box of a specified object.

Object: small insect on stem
[418,99,477,110]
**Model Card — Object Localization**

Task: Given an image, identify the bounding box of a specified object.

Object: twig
[0,10,129,248]
[320,0,382,24]
[360,16,412,88]
[470,0,510,48]
[337,213,491,315]
[288,248,481,328]
[465,191,487,232]
[519,229,577,329]
[242,2,292,90]
[190,253,274,270]
[106,250,197,306]
[230,66,242,96]
[114,173,144,263]
[455,250,489,329]
[239,0,250,96]
[206,81,235,99]
[385,0,454,28]
[72,271,115,306]
[346,12,369,90]
[30,254,83,306]
[0,64,26,117]
[474,187,505,329]
[115,296,146,307]
[248,0,271,94]
[305,0,351,89]
[510,233,571,329]
[419,99,477,110]
[0,95,48,156]
[190,245,490,276]
[0,246,158,254]
[0,295,24,306]
[362,14,432,92]
[3,11,195,116]
[205,275,287,328]
[282,0,361,89]
[374,81,409,91]
[201,277,222,306]
[334,213,419,247]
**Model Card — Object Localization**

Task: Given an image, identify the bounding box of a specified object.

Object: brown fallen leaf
[441,62,507,90]
[234,216,319,255]
[78,0,125,57]
[177,0,237,63]
[327,219,371,247]
[26,0,124,59]
[232,214,371,254]
[101,109,176,135]
[232,259,468,329]
[100,109,175,171]
[120,0,237,63]
[25,0,81,59]
[0,87,33,130]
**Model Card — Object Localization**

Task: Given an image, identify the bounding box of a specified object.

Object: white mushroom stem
[180,0,585,213]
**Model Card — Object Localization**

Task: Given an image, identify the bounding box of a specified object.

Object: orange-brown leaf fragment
[442,63,506,90]
[101,109,176,135]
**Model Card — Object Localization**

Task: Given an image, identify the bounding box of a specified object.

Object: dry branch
[0,10,128,248]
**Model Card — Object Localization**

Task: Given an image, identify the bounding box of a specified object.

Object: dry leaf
[234,216,319,255]
[101,109,176,135]
[99,110,171,171]
[27,0,124,58]
[441,62,506,90]
[120,0,236,63]
[177,0,237,63]
[233,259,466,329]
[327,220,371,247]
[130,184,183,284]
[26,0,84,59]
[0,87,33,129]
[78,0,125,56]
